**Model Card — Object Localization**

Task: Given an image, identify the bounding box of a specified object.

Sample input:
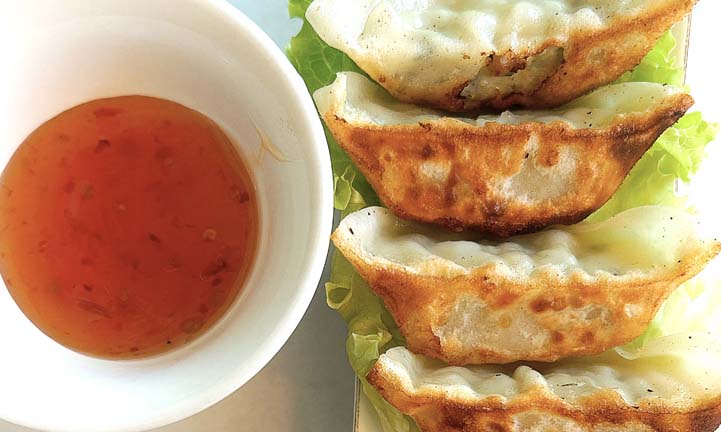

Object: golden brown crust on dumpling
[332,207,721,365]
[367,359,721,432]
[308,0,697,111]
[435,0,697,111]
[366,252,716,365]
[323,91,693,236]
[367,335,721,432]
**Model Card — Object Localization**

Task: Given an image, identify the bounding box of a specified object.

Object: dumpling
[306,0,696,111]
[332,206,720,365]
[315,72,693,236]
[368,333,721,432]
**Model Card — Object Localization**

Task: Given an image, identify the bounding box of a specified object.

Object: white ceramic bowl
[0,1,332,431]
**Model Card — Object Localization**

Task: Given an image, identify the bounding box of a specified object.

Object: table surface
[3,1,719,431]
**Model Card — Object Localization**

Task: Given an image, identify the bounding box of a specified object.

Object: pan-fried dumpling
[306,0,696,111]
[315,72,693,236]
[332,206,720,365]
[367,333,721,432]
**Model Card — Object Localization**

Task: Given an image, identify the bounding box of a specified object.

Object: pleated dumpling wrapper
[332,206,720,365]
[367,332,721,432]
[306,0,696,111]
[315,72,693,236]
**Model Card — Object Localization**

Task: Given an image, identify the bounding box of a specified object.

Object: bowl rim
[0,0,333,431]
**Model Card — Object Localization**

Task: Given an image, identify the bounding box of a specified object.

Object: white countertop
[2,1,719,431]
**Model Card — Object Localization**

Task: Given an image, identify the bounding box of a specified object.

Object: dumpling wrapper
[315,72,693,236]
[306,0,696,111]
[314,72,693,236]
[368,333,721,432]
[332,206,720,365]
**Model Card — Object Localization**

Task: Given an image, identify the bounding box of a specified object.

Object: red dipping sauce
[0,96,258,358]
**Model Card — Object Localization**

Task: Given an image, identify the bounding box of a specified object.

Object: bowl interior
[0,1,331,431]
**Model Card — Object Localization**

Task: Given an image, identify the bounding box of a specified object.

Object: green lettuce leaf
[325,252,417,432]
[615,31,686,87]
[287,2,718,429]
[591,28,718,352]
[323,185,416,431]
[588,26,717,222]
[288,3,409,427]
[287,2,377,211]
[621,273,721,352]
[588,112,718,222]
